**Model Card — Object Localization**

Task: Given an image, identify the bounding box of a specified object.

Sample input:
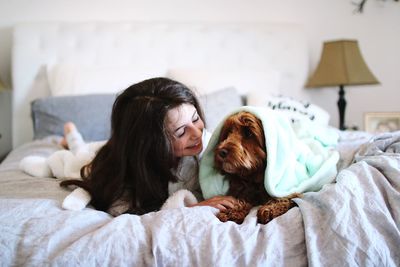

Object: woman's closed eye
[175,112,200,138]
[176,128,185,138]
[192,114,200,123]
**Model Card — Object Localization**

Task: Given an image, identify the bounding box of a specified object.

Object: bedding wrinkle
[297,132,400,266]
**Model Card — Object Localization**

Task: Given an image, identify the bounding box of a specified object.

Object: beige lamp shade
[306,40,379,87]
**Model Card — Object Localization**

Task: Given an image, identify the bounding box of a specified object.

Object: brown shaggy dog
[214,111,301,224]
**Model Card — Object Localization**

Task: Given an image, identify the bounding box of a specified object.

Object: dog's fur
[214,111,301,224]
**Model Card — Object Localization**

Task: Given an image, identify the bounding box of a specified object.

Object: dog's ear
[219,117,236,141]
[239,112,265,148]
[218,124,228,142]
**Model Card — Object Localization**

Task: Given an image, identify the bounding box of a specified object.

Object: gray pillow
[199,87,244,132]
[31,94,116,141]
[31,87,243,141]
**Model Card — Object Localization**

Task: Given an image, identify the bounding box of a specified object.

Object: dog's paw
[217,209,248,224]
[257,205,276,224]
[257,195,300,224]
[216,211,230,222]
[217,199,252,224]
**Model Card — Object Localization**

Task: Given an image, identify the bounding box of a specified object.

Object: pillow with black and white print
[266,95,330,126]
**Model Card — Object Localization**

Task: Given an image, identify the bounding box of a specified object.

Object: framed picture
[364,112,400,133]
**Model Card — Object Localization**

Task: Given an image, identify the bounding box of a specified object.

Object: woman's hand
[190,195,238,211]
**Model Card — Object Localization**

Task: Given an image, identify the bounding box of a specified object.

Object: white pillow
[254,94,330,126]
[167,68,281,99]
[47,64,167,96]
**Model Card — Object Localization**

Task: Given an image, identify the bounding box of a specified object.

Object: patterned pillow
[265,95,330,125]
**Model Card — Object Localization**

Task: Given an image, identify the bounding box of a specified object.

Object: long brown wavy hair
[60,77,204,215]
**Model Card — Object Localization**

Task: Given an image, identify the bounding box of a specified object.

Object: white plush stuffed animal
[19,122,105,210]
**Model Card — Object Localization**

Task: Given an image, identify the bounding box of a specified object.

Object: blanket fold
[199,106,340,199]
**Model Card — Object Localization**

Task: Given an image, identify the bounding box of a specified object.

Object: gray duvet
[0,131,399,266]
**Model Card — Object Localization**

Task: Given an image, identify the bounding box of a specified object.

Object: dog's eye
[243,127,253,138]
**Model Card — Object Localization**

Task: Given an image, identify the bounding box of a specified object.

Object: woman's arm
[161,189,238,211]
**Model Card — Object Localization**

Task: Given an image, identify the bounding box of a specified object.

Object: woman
[61,77,235,216]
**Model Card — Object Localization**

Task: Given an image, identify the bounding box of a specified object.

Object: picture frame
[364,112,400,133]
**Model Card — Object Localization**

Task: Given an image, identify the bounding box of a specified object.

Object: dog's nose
[218,148,228,159]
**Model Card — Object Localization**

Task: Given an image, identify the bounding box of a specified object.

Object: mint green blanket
[199,106,340,199]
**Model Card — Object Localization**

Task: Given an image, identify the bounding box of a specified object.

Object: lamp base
[337,85,346,130]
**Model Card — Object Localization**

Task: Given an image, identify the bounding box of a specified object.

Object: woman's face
[165,103,205,158]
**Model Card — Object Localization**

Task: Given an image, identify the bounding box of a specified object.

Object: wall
[0,0,399,147]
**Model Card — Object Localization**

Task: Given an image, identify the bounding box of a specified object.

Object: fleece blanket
[199,106,340,198]
[0,131,399,266]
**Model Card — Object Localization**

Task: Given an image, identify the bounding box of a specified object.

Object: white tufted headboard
[12,21,308,148]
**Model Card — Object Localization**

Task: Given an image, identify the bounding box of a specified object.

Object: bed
[1,21,399,266]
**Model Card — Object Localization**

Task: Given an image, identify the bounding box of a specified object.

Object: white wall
[0,0,399,131]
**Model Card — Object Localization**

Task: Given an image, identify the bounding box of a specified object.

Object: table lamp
[0,78,7,91]
[306,40,379,130]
